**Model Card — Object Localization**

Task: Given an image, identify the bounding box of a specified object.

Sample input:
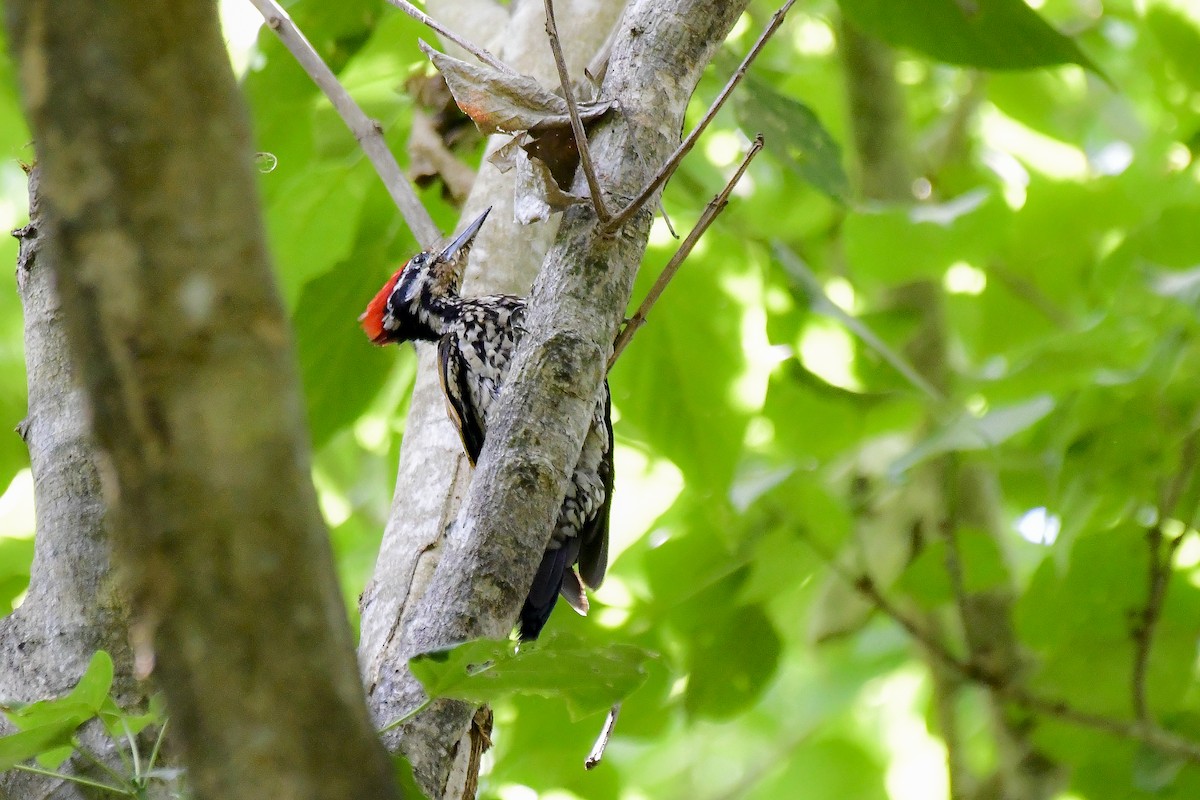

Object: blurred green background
[5,1,1200,798]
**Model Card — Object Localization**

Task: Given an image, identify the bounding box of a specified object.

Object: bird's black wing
[437,334,486,465]
[577,386,613,589]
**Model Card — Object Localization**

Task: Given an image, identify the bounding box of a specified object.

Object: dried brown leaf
[407,111,477,203]
[487,135,528,174]
[420,41,612,135]
[513,150,587,225]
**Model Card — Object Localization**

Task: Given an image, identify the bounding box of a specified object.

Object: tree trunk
[3,3,400,799]
[361,0,750,794]
[0,168,140,799]
[359,8,626,788]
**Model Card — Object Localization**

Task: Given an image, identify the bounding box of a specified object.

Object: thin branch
[608,134,763,368]
[388,0,511,74]
[11,764,133,797]
[1008,688,1200,764]
[798,530,969,671]
[384,0,513,74]
[986,261,1072,329]
[1132,428,1200,722]
[249,0,442,250]
[71,739,136,789]
[584,703,620,770]
[379,696,435,734]
[1132,521,1174,724]
[773,243,946,404]
[797,528,1200,765]
[657,200,679,239]
[544,0,610,221]
[601,0,796,233]
[145,719,168,778]
[939,459,976,662]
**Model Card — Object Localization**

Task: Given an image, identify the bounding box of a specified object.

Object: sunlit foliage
[2,0,1200,798]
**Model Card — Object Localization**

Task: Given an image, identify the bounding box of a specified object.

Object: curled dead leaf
[513,150,587,224]
[408,110,476,204]
[419,41,613,135]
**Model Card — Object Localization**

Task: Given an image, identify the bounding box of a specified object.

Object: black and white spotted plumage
[361,208,613,640]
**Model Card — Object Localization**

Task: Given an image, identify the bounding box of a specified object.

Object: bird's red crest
[359,270,402,344]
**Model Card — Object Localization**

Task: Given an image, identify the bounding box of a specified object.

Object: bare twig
[1009,689,1200,764]
[384,0,513,74]
[773,243,946,404]
[797,528,1200,765]
[602,0,796,233]
[584,16,621,85]
[1159,425,1200,523]
[1132,521,1176,724]
[584,703,621,769]
[1132,428,1200,722]
[798,530,969,671]
[608,135,763,368]
[249,0,441,249]
[986,261,1072,329]
[939,461,976,660]
[658,201,678,239]
[544,0,611,221]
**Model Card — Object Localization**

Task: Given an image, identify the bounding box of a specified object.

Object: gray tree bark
[3,3,400,799]
[361,0,750,794]
[0,169,141,800]
[359,3,625,794]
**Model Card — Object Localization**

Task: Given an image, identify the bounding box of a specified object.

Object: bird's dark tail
[519,547,571,640]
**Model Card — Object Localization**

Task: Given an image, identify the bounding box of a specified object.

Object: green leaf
[735,76,848,202]
[890,395,1055,476]
[611,230,752,493]
[294,257,401,447]
[2,652,112,739]
[1133,742,1186,792]
[65,651,113,712]
[746,737,888,800]
[838,0,1100,73]
[35,743,74,770]
[265,162,373,308]
[98,693,165,739]
[0,721,87,770]
[684,605,781,720]
[409,633,654,720]
[1146,4,1200,93]
[391,753,430,800]
[0,654,113,768]
[1123,203,1200,271]
[897,528,1011,608]
[0,537,34,612]
[2,700,95,732]
[843,188,1010,287]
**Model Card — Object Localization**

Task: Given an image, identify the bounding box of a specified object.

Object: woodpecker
[360,208,613,640]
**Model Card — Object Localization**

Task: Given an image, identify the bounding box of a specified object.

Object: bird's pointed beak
[438,206,492,263]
